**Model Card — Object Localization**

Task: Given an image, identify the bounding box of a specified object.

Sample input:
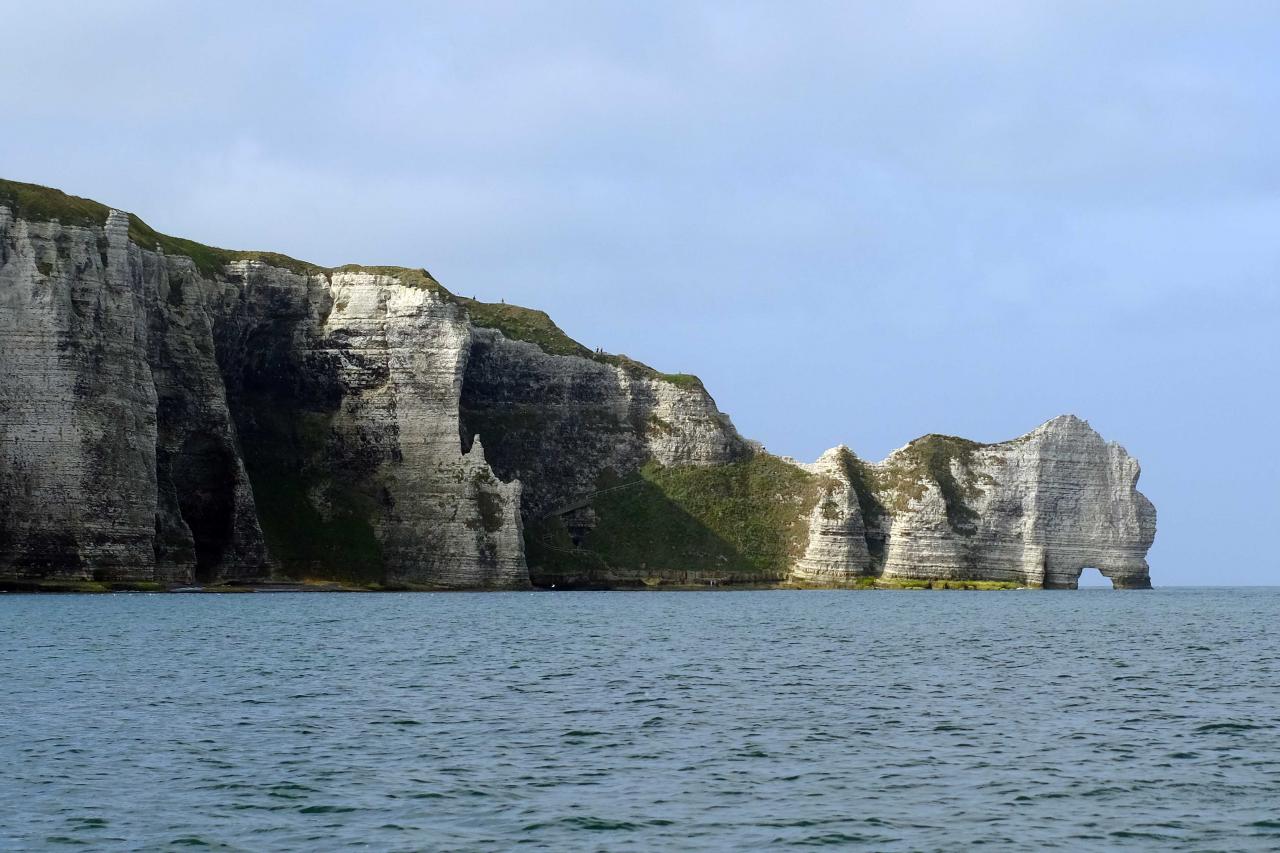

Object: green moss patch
[331,264,441,291]
[875,578,1021,590]
[656,372,703,390]
[454,295,706,391]
[473,472,507,534]
[830,449,885,530]
[0,179,110,229]
[0,578,164,593]
[109,581,166,592]
[457,298,592,357]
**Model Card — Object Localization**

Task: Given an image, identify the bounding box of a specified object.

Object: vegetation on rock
[876,434,989,534]
[527,452,822,585]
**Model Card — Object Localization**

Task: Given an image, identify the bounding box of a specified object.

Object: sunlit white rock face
[284,270,527,588]
[793,416,1156,589]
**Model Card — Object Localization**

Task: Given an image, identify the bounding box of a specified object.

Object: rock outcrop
[792,417,1156,588]
[791,446,873,585]
[0,178,1156,589]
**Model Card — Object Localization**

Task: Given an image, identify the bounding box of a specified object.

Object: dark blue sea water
[2,589,1278,851]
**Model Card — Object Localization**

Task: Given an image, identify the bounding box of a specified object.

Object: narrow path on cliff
[541,478,647,520]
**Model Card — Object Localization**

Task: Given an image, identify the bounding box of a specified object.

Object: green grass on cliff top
[455,297,702,386]
[0,178,325,278]
[0,177,703,386]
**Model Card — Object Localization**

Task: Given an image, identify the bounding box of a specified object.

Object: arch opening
[1077,566,1113,589]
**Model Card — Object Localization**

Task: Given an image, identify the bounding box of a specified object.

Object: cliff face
[460,329,747,517]
[0,192,523,587]
[214,264,526,588]
[0,179,1156,589]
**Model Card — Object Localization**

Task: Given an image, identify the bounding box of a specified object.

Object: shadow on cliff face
[458,337,645,518]
[172,432,237,583]
[221,313,386,585]
[232,390,386,585]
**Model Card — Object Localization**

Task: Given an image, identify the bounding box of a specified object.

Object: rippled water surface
[3,589,1279,851]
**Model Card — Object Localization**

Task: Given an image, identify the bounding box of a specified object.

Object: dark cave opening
[173,432,237,583]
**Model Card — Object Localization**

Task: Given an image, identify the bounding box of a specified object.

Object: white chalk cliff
[0,179,1156,589]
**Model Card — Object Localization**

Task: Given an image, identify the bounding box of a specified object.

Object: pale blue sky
[3,2,1276,584]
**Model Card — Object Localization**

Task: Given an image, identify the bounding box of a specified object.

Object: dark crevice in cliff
[173,433,237,583]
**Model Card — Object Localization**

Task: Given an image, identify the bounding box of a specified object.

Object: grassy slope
[526,453,824,585]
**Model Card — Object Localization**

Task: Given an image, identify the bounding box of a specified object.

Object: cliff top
[0,178,326,278]
[0,177,704,389]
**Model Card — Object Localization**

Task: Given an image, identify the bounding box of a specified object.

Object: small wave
[788,832,882,845]
[1194,722,1270,733]
[525,816,642,832]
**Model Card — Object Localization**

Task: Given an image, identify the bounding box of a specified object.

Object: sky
[2,1,1277,585]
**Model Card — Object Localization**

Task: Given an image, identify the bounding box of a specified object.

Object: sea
[2,588,1277,851]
